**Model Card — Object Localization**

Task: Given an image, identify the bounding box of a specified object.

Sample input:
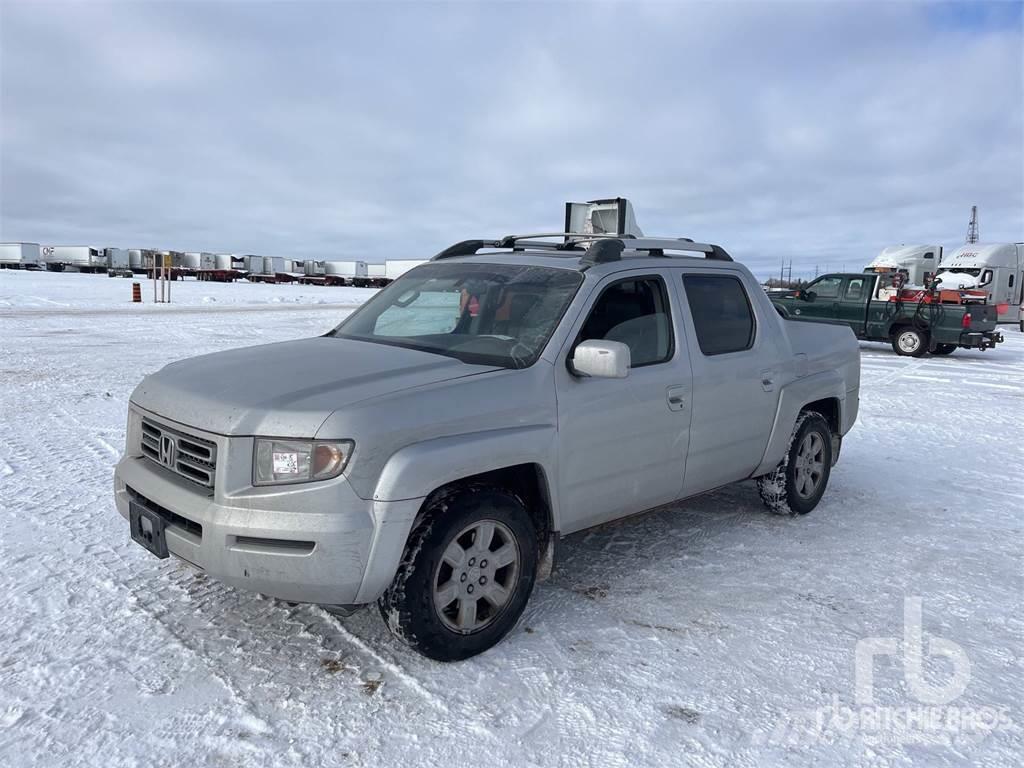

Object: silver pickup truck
[114,201,860,660]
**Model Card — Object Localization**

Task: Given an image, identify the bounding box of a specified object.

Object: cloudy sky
[1,1,1021,278]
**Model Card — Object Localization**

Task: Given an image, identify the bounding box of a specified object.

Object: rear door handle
[666,385,688,411]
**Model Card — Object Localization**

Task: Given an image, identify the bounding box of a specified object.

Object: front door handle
[666,385,688,411]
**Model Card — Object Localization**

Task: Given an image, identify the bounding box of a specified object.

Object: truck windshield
[330,262,583,368]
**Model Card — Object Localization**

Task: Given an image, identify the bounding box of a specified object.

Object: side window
[683,274,756,356]
[923,252,934,259]
[577,277,673,367]
[807,276,843,298]
[844,277,867,300]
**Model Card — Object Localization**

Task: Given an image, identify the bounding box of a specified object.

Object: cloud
[1,1,1021,278]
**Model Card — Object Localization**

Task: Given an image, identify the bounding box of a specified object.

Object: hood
[130,336,500,436]
[934,270,979,289]
[870,244,938,268]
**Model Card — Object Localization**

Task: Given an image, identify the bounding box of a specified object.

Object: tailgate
[963,304,997,330]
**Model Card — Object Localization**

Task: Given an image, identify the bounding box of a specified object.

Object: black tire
[756,411,833,516]
[378,485,537,662]
[891,326,929,357]
[931,344,957,356]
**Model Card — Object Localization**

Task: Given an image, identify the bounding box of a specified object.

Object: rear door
[555,270,693,532]
[834,275,871,333]
[677,270,782,496]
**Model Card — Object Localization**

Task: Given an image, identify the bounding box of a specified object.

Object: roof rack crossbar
[433,235,733,265]
[497,232,633,247]
[433,232,630,261]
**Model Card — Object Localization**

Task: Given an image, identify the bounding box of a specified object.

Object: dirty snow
[1,271,1021,767]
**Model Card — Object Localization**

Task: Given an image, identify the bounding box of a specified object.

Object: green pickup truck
[771,272,1003,357]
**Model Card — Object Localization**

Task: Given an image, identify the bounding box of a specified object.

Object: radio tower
[966,205,979,244]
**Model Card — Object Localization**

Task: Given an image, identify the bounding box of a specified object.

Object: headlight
[253,439,354,486]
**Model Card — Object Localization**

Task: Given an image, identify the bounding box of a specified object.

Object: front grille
[140,417,217,489]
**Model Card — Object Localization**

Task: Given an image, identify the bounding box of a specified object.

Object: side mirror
[571,340,630,378]
[803,290,817,302]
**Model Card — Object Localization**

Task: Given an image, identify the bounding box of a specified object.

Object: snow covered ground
[0,269,376,311]
[1,270,1021,767]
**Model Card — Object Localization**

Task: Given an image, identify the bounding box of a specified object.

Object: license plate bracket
[129,502,169,559]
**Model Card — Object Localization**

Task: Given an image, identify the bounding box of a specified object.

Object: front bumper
[113,411,422,605]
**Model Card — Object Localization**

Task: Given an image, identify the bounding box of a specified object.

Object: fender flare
[353,425,558,604]
[372,425,558,504]
[751,371,847,477]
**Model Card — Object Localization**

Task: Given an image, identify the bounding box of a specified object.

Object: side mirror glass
[571,339,630,378]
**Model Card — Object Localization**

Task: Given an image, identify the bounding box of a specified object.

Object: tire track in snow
[11,388,509,755]
[869,357,929,387]
[1,406,286,757]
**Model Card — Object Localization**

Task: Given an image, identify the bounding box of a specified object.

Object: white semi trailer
[324,260,368,279]
[243,255,265,274]
[937,243,1023,323]
[44,245,104,272]
[366,263,387,286]
[385,259,426,280]
[182,252,216,272]
[105,248,132,277]
[262,256,286,275]
[128,249,161,273]
[214,254,238,270]
[0,242,42,269]
[865,244,941,286]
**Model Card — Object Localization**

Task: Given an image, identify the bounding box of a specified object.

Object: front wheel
[931,344,957,356]
[378,486,537,661]
[892,327,929,357]
[756,411,833,515]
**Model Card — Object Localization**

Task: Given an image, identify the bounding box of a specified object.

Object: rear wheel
[892,326,928,357]
[931,344,956,356]
[757,411,833,515]
[378,485,537,661]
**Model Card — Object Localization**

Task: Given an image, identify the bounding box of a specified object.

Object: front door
[793,275,844,322]
[555,272,692,533]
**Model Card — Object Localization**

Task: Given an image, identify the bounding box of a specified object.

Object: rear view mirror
[571,340,630,378]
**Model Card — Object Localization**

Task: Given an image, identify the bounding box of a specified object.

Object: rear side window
[683,275,755,356]
[845,277,867,299]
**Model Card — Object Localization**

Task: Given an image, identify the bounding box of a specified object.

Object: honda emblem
[159,434,176,468]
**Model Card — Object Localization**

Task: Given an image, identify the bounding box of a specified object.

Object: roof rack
[431,233,733,266]
[580,237,733,267]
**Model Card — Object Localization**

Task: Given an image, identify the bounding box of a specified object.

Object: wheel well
[419,464,554,541]
[801,397,839,435]
[889,321,928,338]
